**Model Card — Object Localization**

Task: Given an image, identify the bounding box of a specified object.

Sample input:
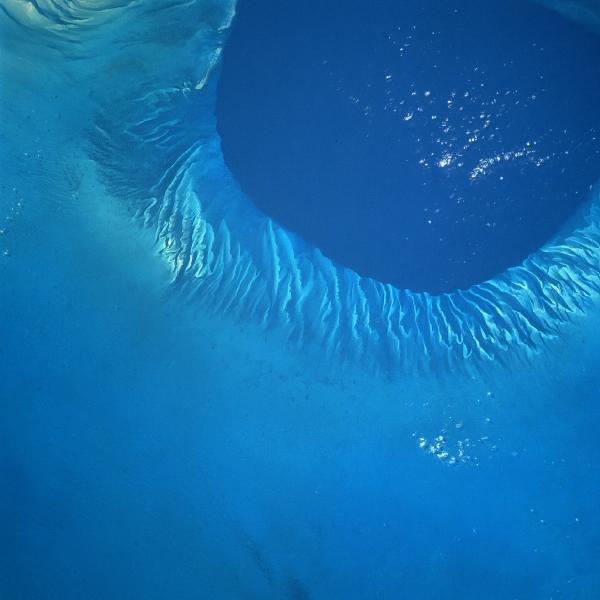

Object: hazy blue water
[2,1,600,599]
[218,0,600,292]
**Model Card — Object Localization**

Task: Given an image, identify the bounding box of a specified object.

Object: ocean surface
[218,0,600,293]
[1,1,600,599]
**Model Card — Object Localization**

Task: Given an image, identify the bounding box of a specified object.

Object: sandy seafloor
[2,1,600,598]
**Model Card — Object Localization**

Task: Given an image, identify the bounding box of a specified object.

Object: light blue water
[1,1,600,599]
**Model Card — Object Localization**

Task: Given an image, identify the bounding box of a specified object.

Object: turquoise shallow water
[1,1,600,599]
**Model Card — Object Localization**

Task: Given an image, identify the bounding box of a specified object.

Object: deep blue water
[218,0,600,292]
[2,1,600,599]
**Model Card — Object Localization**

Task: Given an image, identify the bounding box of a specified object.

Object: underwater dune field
[1,0,600,598]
